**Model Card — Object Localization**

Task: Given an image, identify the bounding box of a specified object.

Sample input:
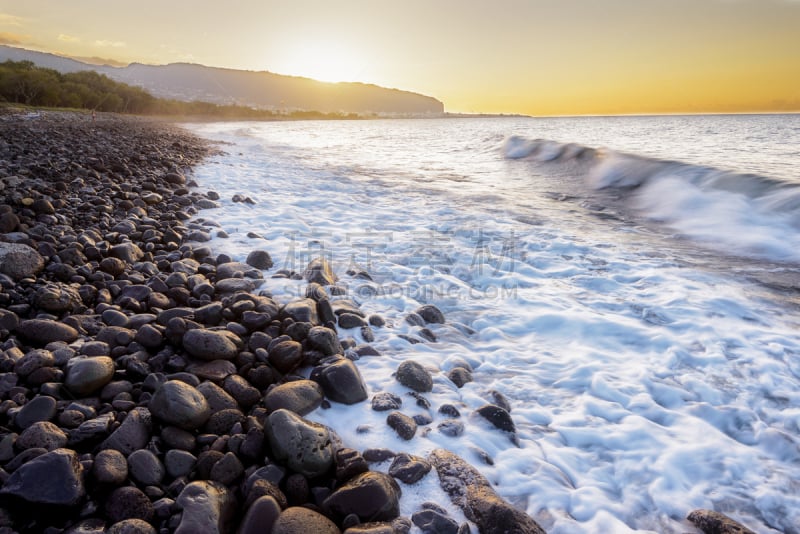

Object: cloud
[0,31,28,45]
[0,13,23,27]
[94,40,126,48]
[58,34,80,43]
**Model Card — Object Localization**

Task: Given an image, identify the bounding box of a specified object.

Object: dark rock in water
[238,496,281,534]
[93,448,128,485]
[362,448,396,463]
[412,509,459,534]
[438,404,461,418]
[438,419,465,438]
[0,243,44,280]
[304,257,338,286]
[388,453,432,484]
[64,356,115,397]
[282,298,319,325]
[429,448,546,534]
[339,312,367,329]
[246,249,274,270]
[149,380,211,430]
[395,360,433,392]
[415,304,445,324]
[101,407,151,455]
[174,481,235,534]
[105,485,154,523]
[272,506,341,534]
[307,326,342,355]
[16,319,79,344]
[323,471,401,522]
[387,411,417,441]
[15,395,57,428]
[264,380,324,416]
[310,358,368,405]
[0,448,85,506]
[371,392,402,412]
[475,404,516,433]
[490,390,512,413]
[182,328,240,360]
[687,509,756,534]
[447,367,472,388]
[266,408,333,478]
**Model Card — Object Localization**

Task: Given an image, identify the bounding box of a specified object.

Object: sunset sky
[0,0,798,116]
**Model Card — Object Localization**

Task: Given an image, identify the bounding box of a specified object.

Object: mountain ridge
[0,45,444,115]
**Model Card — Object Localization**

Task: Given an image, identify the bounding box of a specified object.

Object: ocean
[185,114,800,533]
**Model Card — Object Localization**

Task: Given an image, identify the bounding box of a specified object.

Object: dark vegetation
[0,60,363,119]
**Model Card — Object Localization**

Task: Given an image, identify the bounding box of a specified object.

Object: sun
[276,42,366,84]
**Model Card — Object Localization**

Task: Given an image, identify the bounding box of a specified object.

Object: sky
[0,0,798,116]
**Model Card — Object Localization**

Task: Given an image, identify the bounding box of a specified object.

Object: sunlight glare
[277,42,366,84]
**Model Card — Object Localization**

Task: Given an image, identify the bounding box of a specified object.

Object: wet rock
[268,340,304,374]
[15,319,79,345]
[182,328,240,360]
[395,360,433,393]
[273,506,341,534]
[386,412,417,441]
[475,404,515,433]
[438,419,465,437]
[65,356,115,397]
[687,509,756,534]
[339,313,367,329]
[415,304,445,324]
[101,407,151,455]
[447,367,472,388]
[174,481,235,534]
[105,486,154,523]
[429,448,546,534]
[310,358,368,405]
[93,448,128,485]
[266,408,333,478]
[149,380,211,430]
[335,448,370,483]
[412,508,459,534]
[246,250,274,270]
[324,471,401,523]
[264,380,324,416]
[388,453,432,484]
[0,243,44,280]
[0,448,85,506]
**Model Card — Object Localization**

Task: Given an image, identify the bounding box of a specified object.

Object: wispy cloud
[94,40,126,48]
[0,13,24,27]
[0,31,28,45]
[58,33,80,43]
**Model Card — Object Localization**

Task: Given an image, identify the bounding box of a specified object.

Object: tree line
[0,60,363,119]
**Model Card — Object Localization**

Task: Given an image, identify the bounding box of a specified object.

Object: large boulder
[323,471,401,522]
[428,449,546,534]
[264,380,324,416]
[149,381,211,430]
[0,448,85,506]
[0,243,44,280]
[266,409,333,478]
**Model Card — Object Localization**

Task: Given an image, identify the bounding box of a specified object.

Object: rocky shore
[0,110,754,534]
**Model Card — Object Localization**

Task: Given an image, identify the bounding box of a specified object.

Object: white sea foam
[186,116,800,533]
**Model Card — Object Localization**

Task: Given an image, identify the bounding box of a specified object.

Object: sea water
[186,115,800,533]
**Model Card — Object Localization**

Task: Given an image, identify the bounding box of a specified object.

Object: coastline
[0,110,545,533]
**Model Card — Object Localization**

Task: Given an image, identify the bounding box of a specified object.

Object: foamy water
[185,115,800,533]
